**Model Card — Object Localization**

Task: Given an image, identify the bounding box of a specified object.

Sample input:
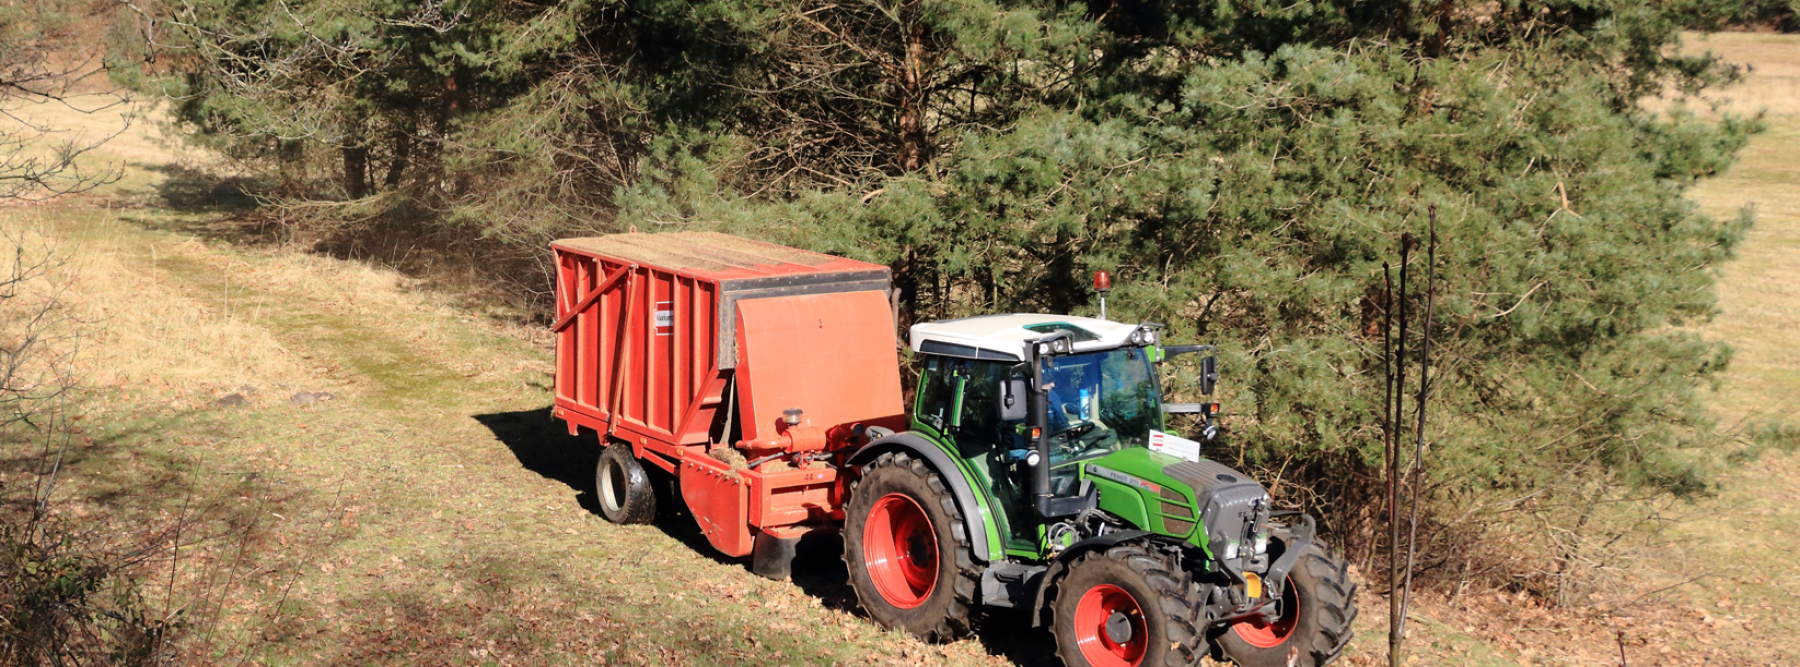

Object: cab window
[916,356,1024,442]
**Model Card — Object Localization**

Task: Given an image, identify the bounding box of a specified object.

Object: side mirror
[1162,344,1214,359]
[999,379,1028,422]
[1200,356,1218,395]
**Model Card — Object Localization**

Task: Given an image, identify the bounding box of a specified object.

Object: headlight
[1130,331,1143,345]
[1144,330,1157,345]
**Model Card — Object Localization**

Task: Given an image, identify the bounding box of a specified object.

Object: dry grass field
[4,97,1032,666]
[2,29,1797,667]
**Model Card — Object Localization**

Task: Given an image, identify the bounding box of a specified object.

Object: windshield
[1042,347,1161,467]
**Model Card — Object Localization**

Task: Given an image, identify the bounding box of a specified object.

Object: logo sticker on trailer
[655,302,674,336]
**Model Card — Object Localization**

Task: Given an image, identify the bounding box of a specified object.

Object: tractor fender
[1029,530,1151,627]
[846,432,992,563]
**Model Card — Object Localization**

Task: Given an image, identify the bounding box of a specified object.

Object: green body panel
[1087,447,1189,485]
[1088,477,1150,528]
[1079,448,1212,557]
[908,416,1011,562]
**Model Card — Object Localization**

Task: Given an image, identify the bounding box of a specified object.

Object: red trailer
[551,231,905,574]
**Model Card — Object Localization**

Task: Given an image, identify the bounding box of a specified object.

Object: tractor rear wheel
[1050,543,1204,667]
[595,442,657,524]
[843,451,980,642]
[1214,537,1356,667]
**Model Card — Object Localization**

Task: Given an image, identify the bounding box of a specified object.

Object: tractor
[842,312,1356,667]
[548,232,1354,667]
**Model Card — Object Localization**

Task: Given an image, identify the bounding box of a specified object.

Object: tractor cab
[907,315,1226,553]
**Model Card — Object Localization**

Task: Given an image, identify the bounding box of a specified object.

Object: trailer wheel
[843,451,980,642]
[1050,544,1203,667]
[595,442,657,524]
[1214,537,1356,667]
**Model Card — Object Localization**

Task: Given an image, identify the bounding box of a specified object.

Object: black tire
[1050,543,1204,667]
[842,451,981,642]
[648,464,683,521]
[1213,537,1357,667]
[595,442,657,524]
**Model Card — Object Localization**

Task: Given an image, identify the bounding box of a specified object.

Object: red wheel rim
[1231,576,1300,648]
[1072,584,1147,667]
[862,493,939,609]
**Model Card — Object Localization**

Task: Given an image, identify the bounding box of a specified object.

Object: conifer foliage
[114,0,1770,559]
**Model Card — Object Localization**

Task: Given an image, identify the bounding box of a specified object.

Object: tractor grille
[1163,460,1270,568]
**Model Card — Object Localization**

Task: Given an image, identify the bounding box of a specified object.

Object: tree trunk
[383,128,412,189]
[896,0,927,172]
[277,139,305,197]
[445,74,470,195]
[892,246,920,331]
[342,144,369,199]
[1046,230,1077,315]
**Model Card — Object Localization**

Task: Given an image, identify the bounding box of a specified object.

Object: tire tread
[596,442,657,524]
[1050,542,1205,667]
[843,451,982,642]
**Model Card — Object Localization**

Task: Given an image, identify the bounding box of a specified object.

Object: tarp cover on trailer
[734,290,903,442]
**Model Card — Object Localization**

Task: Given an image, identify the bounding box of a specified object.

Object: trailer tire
[595,442,657,525]
[1213,537,1356,667]
[1050,543,1204,667]
[843,451,981,642]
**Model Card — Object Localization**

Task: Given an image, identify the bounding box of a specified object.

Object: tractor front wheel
[1214,537,1357,667]
[843,451,980,642]
[1051,544,1204,667]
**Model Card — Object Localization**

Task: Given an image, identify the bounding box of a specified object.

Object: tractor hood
[1081,448,1274,569]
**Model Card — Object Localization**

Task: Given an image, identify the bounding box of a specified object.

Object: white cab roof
[909,314,1144,361]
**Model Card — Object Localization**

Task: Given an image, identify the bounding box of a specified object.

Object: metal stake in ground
[1388,233,1413,667]
[1381,260,1394,576]
[1399,207,1439,642]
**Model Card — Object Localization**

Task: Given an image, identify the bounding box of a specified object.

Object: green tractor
[843,314,1357,667]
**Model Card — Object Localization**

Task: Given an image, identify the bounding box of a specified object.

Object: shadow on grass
[1,404,296,519]
[0,402,365,665]
[781,529,1061,665]
[475,406,1062,667]
[108,162,291,246]
[119,162,555,325]
[142,163,266,214]
[473,407,739,569]
[310,551,868,666]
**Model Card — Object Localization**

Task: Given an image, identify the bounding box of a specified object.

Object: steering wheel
[1064,421,1097,439]
[1051,422,1102,461]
